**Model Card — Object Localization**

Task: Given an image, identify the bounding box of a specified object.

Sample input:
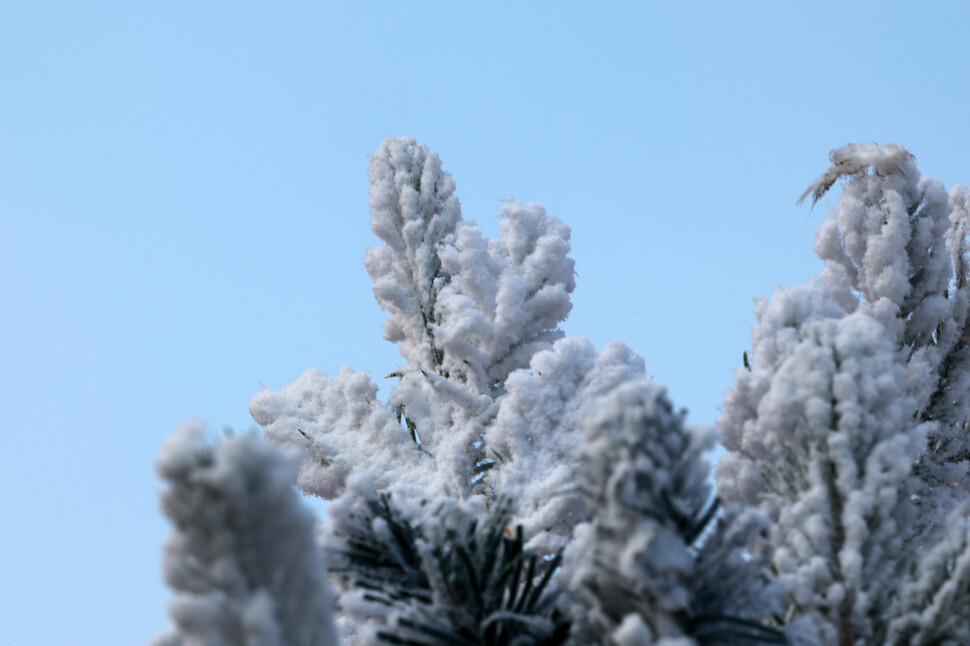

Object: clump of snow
[152,422,337,646]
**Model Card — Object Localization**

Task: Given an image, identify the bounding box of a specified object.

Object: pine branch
[326,481,568,646]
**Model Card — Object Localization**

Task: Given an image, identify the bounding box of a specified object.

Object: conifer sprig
[326,481,568,646]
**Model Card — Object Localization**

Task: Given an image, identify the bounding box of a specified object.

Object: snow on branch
[797,142,915,207]
[720,311,928,642]
[434,198,575,393]
[365,136,462,373]
[152,423,337,646]
[252,137,580,509]
[720,143,970,643]
[139,138,970,645]
[250,367,435,500]
[323,474,568,645]
[487,337,647,553]
[562,380,785,645]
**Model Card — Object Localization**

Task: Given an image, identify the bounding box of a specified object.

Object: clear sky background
[3,2,970,644]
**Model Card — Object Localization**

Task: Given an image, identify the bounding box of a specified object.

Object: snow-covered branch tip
[797,142,915,206]
[152,423,337,646]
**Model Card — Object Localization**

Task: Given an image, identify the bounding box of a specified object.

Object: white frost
[152,423,337,646]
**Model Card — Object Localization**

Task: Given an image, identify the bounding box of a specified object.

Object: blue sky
[3,2,970,644]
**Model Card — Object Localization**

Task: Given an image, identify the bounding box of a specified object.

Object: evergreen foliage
[153,140,970,645]
[561,381,783,645]
[719,143,970,644]
[151,424,337,646]
[324,474,568,645]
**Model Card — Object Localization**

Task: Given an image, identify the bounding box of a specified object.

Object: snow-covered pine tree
[719,143,970,644]
[153,139,970,645]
